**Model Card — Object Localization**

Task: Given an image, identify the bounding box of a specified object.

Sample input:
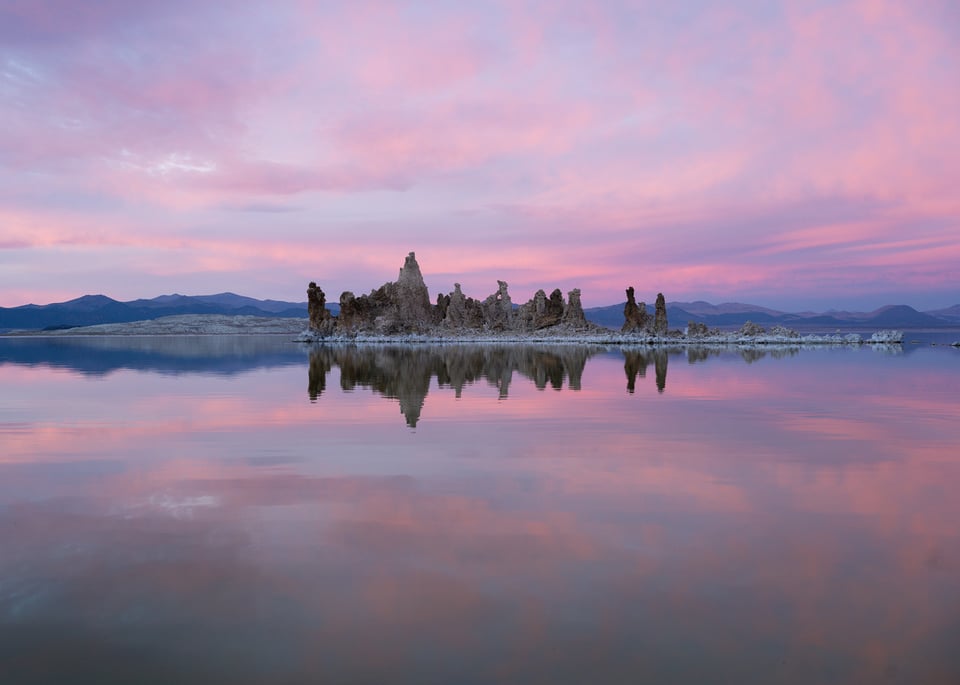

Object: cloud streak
[0,0,957,308]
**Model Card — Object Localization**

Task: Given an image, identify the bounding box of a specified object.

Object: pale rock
[481,280,513,330]
[738,321,765,337]
[562,288,587,327]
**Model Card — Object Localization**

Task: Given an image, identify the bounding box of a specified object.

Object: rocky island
[298,252,903,346]
[304,252,594,338]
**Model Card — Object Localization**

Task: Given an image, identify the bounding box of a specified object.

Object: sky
[1,0,958,311]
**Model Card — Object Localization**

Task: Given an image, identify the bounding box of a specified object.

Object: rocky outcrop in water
[563,289,586,326]
[621,287,650,333]
[511,287,591,333]
[480,280,514,331]
[442,283,466,328]
[653,293,668,334]
[316,252,436,335]
[307,252,602,337]
[441,283,485,330]
[394,252,434,323]
[307,282,333,333]
[738,321,765,337]
[619,289,669,336]
[516,288,560,330]
[435,293,450,321]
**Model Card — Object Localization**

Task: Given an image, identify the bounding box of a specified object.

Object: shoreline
[294,331,906,346]
[6,313,959,347]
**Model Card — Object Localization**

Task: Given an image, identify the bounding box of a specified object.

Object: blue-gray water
[1,336,959,684]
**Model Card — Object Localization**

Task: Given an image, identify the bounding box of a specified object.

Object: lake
[1,336,959,684]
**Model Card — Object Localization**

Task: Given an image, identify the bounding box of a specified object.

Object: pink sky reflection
[3,347,960,681]
[1,1,958,309]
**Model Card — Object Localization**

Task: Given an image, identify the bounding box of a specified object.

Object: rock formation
[435,293,450,322]
[305,251,601,337]
[307,282,334,333]
[442,283,485,330]
[514,289,544,330]
[768,325,799,338]
[336,291,363,331]
[510,287,591,333]
[653,293,668,334]
[515,288,562,329]
[480,280,514,330]
[544,289,565,327]
[738,321,765,337]
[332,252,436,334]
[563,288,586,326]
[394,251,433,323]
[621,287,650,333]
[620,289,668,336]
[443,283,467,328]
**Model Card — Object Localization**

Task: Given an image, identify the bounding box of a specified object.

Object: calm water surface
[1,337,959,684]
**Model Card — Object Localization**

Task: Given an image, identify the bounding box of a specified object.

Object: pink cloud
[0,1,957,308]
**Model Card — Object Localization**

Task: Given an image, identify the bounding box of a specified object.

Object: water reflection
[0,337,897,385]
[307,345,598,426]
[308,345,824,418]
[1,339,959,684]
[0,335,304,376]
[623,348,670,393]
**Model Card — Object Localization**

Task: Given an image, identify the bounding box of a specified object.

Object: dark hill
[925,304,960,322]
[0,294,312,332]
[861,305,946,328]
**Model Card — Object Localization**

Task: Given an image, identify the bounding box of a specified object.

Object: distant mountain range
[1,293,958,333]
[0,293,316,332]
[583,301,960,330]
